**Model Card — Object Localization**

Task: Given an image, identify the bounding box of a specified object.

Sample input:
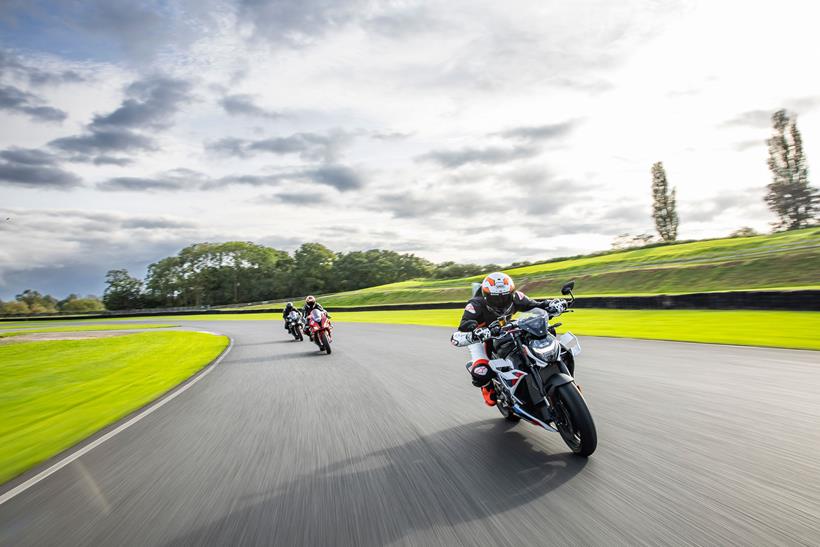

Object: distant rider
[282,301,296,330]
[450,272,566,406]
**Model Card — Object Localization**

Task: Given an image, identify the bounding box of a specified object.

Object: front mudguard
[543,372,574,397]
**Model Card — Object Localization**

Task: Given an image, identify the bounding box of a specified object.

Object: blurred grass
[0,323,176,338]
[0,331,228,484]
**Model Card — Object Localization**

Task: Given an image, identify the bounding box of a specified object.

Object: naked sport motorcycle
[307,308,333,354]
[474,281,597,456]
[285,310,304,341]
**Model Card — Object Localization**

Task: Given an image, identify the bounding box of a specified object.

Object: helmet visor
[485,292,513,314]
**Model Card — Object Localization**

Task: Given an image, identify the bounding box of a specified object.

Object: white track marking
[0,336,234,506]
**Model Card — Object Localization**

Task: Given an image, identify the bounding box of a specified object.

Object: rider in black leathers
[282,301,296,330]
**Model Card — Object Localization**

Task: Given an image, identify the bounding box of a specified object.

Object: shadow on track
[165,419,587,546]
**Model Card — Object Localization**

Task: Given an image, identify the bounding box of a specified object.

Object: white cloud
[1,0,819,296]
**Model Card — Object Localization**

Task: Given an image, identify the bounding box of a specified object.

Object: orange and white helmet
[480,272,515,315]
[305,295,316,306]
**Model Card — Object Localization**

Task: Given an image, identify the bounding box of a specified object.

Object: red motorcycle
[307,308,333,354]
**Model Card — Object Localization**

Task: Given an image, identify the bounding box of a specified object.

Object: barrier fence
[1,290,817,322]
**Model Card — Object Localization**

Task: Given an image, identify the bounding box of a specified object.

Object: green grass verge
[0,331,228,484]
[0,323,176,338]
[327,309,820,351]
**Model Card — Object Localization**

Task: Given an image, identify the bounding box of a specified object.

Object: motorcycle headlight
[529,337,559,361]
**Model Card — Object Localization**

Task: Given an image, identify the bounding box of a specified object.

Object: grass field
[0,323,176,338]
[228,227,819,309]
[0,331,228,484]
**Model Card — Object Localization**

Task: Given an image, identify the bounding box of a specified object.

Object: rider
[282,301,296,330]
[450,272,566,407]
[301,295,328,333]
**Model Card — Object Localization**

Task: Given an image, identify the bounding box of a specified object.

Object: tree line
[0,290,104,315]
[102,243,503,310]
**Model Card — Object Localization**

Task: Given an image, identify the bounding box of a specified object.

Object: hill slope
[238,227,820,308]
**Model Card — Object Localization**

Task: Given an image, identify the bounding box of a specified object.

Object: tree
[729,227,759,238]
[292,243,335,294]
[651,162,679,242]
[611,233,657,250]
[103,269,144,310]
[58,294,105,313]
[0,300,29,315]
[765,109,818,230]
[15,289,58,313]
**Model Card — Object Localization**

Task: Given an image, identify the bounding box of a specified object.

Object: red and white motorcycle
[307,309,333,354]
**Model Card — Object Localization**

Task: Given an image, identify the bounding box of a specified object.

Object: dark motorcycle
[476,281,597,456]
[285,310,304,341]
[307,308,333,354]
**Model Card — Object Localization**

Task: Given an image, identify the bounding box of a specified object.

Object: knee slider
[470,362,492,386]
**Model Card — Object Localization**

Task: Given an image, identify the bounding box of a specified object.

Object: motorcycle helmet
[481,272,515,315]
[305,295,316,306]
[285,302,293,310]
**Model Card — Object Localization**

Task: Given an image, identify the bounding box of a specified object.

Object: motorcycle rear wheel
[553,383,597,456]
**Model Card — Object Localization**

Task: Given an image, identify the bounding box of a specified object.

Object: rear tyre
[553,383,597,456]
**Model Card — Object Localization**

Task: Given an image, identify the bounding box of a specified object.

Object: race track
[1,320,819,546]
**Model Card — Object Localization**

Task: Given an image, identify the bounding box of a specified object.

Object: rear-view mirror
[561,281,575,295]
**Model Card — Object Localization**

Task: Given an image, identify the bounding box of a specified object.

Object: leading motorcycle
[307,308,333,354]
[474,281,597,456]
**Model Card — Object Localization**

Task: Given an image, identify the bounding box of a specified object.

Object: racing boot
[481,385,497,406]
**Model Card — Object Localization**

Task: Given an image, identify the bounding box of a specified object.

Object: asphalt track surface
[1,320,819,546]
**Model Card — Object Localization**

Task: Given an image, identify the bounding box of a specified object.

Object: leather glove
[546,299,566,316]
[472,327,492,342]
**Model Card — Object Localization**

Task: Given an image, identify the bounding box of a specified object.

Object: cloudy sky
[1,0,819,298]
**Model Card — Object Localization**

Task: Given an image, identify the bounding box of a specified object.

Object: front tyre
[318,331,331,354]
[553,383,597,456]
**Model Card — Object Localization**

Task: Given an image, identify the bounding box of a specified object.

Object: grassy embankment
[0,331,228,484]
[228,227,820,309]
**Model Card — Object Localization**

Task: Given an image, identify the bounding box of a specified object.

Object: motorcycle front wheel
[318,331,331,354]
[297,329,303,341]
[553,383,597,456]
